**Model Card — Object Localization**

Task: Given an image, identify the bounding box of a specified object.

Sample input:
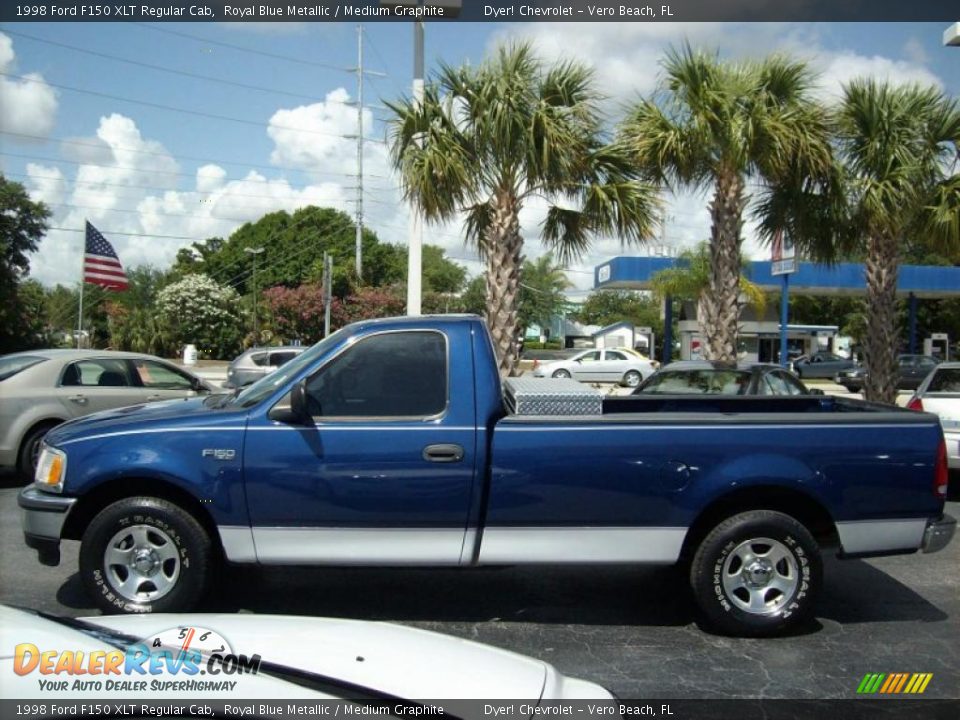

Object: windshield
[231,328,350,408]
[0,355,46,381]
[637,369,752,395]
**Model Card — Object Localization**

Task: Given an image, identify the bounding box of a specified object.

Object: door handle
[146,394,163,401]
[67,395,87,404]
[422,444,464,463]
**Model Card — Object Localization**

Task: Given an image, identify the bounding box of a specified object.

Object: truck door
[243,329,478,565]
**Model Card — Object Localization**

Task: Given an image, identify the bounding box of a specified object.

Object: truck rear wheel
[80,497,213,614]
[689,510,821,637]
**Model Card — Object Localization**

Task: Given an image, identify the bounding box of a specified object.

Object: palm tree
[649,242,766,333]
[834,80,960,404]
[388,43,659,376]
[519,253,572,336]
[620,47,832,362]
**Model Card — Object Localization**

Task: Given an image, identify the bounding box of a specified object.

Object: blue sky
[1,21,957,294]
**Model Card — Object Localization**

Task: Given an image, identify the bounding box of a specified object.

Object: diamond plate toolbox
[503,376,603,416]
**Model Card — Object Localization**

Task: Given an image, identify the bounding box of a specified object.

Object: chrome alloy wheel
[721,537,799,615]
[103,524,181,602]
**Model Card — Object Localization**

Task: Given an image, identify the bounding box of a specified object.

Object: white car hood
[87,613,550,699]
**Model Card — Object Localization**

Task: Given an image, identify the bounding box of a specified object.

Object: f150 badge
[202,449,236,460]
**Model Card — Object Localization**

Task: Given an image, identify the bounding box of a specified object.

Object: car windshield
[0,355,46,381]
[637,369,752,395]
[231,329,349,408]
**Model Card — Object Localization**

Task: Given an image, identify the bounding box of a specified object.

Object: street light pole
[407,18,425,317]
[244,246,265,346]
[382,1,461,316]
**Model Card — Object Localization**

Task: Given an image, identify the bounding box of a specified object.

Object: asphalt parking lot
[1,470,957,700]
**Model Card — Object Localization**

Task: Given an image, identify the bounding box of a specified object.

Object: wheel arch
[680,484,838,563]
[18,416,66,454]
[62,476,224,559]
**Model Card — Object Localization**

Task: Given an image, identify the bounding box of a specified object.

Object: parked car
[0,605,612,703]
[21,315,954,637]
[224,345,306,389]
[791,351,856,379]
[835,354,941,392]
[907,362,960,470]
[0,349,214,477]
[633,361,818,396]
[531,347,658,387]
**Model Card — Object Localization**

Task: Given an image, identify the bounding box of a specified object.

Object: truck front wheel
[689,510,822,637]
[80,497,213,614]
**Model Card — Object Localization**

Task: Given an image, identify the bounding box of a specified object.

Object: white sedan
[532,348,658,387]
[908,361,960,470]
[0,605,613,706]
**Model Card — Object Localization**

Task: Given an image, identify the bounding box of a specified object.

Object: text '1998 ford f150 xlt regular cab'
[20,315,956,636]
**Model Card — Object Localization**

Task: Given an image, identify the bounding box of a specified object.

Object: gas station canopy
[594,257,960,299]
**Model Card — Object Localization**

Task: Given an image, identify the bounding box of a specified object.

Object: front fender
[56,423,249,527]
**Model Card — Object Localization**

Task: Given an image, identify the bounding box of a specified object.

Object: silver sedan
[531,348,658,387]
[0,349,214,477]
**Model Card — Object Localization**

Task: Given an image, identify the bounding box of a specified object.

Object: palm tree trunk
[701,172,747,362]
[863,233,900,404]
[483,193,523,377]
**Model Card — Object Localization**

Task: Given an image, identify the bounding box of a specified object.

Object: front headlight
[34,444,67,493]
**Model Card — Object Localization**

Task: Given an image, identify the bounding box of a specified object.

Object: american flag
[84,221,128,290]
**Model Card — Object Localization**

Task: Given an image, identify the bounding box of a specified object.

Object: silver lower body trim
[477,526,687,564]
[218,526,257,563]
[250,527,467,565]
[836,518,927,555]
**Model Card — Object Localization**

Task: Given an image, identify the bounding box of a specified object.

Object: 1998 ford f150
[19,315,956,636]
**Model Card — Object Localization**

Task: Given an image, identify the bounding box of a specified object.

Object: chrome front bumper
[19,486,77,566]
[922,513,956,554]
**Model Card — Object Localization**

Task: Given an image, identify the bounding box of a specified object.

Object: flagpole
[77,223,85,349]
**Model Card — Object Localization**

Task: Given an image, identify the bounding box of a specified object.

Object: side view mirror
[268,379,310,424]
[808,388,825,396]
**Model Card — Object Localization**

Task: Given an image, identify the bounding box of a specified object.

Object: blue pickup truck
[20,315,955,636]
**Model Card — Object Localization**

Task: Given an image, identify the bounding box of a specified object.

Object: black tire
[622,370,642,388]
[80,497,213,614]
[689,510,822,637]
[552,369,572,379]
[17,422,60,480]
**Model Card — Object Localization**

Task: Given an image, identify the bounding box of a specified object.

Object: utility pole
[245,246,265,346]
[351,26,386,282]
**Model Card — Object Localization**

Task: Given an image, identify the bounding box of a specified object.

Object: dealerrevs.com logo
[12,626,261,692]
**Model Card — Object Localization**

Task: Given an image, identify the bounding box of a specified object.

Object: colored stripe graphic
[857,673,932,694]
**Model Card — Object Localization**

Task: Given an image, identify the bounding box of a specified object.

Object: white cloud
[812,52,943,102]
[0,32,58,137]
[25,164,66,208]
[266,88,379,179]
[196,164,227,193]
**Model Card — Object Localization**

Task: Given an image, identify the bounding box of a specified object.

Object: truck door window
[305,331,448,418]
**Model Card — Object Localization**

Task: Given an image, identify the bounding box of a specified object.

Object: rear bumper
[922,514,956,554]
[18,486,77,566]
